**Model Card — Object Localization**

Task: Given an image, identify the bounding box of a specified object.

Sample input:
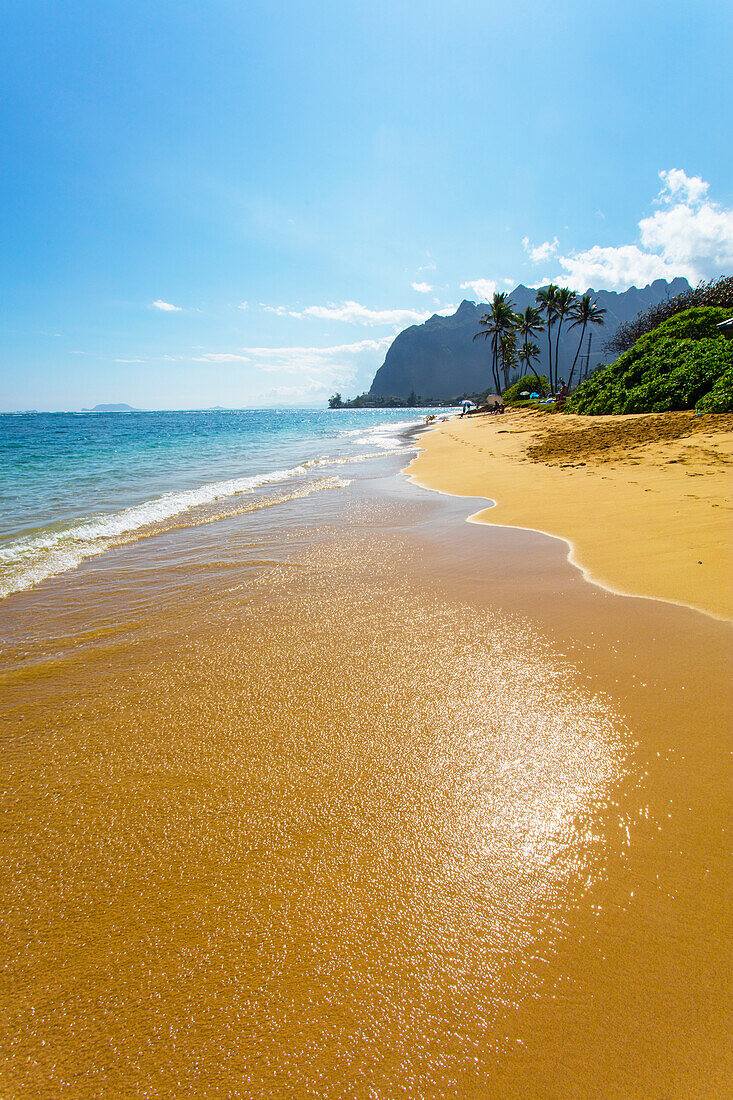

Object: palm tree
[518,341,543,389]
[535,285,559,392]
[552,287,577,391]
[567,294,607,388]
[473,291,516,394]
[514,305,545,385]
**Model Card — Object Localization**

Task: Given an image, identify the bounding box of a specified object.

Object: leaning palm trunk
[554,319,565,389]
[546,323,554,393]
[491,337,501,395]
[567,323,587,389]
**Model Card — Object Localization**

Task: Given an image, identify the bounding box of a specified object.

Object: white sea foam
[0,411,431,600]
[335,417,432,452]
[0,466,350,599]
[338,417,424,439]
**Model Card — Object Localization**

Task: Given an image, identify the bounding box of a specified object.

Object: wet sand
[1,457,731,1098]
[408,410,733,620]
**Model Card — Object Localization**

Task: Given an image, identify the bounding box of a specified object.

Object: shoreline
[406,409,733,621]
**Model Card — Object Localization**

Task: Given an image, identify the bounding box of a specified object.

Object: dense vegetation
[328,387,507,409]
[604,275,733,356]
[502,374,549,403]
[566,307,733,415]
[328,391,430,408]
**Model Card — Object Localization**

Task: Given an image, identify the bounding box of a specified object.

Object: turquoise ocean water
[0,408,450,599]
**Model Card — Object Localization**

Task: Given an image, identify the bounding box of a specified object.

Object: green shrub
[605,275,733,356]
[508,399,550,410]
[696,364,733,412]
[567,307,732,415]
[503,374,549,403]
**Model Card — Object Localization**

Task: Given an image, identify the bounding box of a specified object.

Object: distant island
[82,403,140,413]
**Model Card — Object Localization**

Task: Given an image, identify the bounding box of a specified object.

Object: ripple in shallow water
[0,531,631,1098]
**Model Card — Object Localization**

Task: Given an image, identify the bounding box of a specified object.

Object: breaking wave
[0,467,351,599]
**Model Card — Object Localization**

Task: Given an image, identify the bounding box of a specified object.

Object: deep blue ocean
[0,407,451,598]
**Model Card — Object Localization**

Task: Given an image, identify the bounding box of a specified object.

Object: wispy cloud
[192,352,251,362]
[522,236,559,264]
[186,337,391,378]
[459,278,499,301]
[152,299,182,312]
[243,336,392,374]
[242,338,392,402]
[411,281,433,293]
[261,300,454,326]
[113,358,145,363]
[254,379,339,403]
[656,168,709,206]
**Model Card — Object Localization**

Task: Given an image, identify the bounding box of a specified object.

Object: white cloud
[522,236,559,263]
[553,245,677,293]
[547,169,733,292]
[638,199,733,278]
[152,299,182,312]
[459,278,498,301]
[657,168,709,206]
[238,301,249,310]
[411,281,433,293]
[113,358,144,363]
[192,352,251,362]
[417,260,437,272]
[262,300,454,326]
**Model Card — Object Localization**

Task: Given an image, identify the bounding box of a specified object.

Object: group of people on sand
[456,378,569,419]
[428,377,570,426]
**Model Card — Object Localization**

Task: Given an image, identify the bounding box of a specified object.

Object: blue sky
[2,0,732,410]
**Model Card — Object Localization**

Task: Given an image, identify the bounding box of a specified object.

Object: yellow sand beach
[408,409,733,620]
[2,438,732,1098]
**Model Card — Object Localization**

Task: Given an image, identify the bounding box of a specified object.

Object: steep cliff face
[367,278,690,399]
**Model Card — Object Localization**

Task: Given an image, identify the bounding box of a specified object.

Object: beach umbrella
[520,391,530,396]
